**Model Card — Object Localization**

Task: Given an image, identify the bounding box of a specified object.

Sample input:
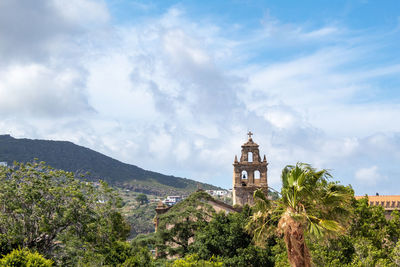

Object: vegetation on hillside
[0,134,219,196]
[126,203,158,237]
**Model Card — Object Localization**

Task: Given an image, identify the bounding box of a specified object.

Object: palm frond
[253,163,353,250]
[318,219,343,232]
[308,221,324,238]
[306,214,344,238]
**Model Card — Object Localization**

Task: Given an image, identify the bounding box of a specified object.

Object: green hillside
[0,134,219,196]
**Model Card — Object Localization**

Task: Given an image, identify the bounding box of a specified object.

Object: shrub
[171,254,223,267]
[0,248,53,266]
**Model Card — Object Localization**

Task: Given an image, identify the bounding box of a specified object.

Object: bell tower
[233,132,268,206]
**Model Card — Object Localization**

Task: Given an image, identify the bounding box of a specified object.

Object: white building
[162,195,182,206]
[206,190,229,197]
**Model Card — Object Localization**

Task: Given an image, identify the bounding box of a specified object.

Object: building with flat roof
[355,195,400,210]
[355,195,400,218]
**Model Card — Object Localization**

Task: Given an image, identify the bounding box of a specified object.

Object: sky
[0,0,400,195]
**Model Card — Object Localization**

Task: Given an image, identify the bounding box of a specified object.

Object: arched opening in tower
[254,170,260,179]
[248,152,253,162]
[241,170,248,179]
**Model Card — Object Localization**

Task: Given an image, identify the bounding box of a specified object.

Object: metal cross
[247,131,253,139]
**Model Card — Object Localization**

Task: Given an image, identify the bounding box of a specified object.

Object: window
[241,170,248,179]
[254,170,260,179]
[248,152,253,162]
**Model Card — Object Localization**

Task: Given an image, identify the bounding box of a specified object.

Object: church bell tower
[233,132,268,206]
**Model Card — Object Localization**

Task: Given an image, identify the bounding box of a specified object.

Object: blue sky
[0,0,399,195]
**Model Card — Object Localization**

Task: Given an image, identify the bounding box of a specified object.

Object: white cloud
[355,166,383,185]
[0,64,92,117]
[54,0,110,26]
[149,131,173,159]
[245,44,400,138]
[86,53,158,121]
[0,0,109,64]
[173,142,191,161]
[303,27,341,39]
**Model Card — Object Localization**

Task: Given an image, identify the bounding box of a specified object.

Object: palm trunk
[279,210,311,267]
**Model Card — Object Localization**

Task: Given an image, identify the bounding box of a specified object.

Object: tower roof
[242,131,259,147]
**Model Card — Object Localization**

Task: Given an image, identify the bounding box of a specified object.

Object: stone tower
[233,132,268,206]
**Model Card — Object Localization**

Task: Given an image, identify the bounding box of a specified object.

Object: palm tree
[247,163,354,267]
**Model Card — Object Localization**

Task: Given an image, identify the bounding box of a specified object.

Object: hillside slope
[0,134,218,195]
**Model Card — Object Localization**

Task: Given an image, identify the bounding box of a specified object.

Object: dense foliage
[142,192,276,266]
[150,195,400,266]
[171,254,223,266]
[0,248,53,266]
[155,191,216,257]
[1,160,400,266]
[309,198,400,266]
[148,164,400,266]
[190,207,276,266]
[0,161,132,265]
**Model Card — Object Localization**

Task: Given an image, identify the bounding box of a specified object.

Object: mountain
[0,134,219,195]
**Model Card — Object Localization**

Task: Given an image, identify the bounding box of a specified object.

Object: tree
[0,248,53,266]
[156,191,216,257]
[391,240,400,266]
[305,197,400,266]
[121,246,155,267]
[171,254,223,267]
[0,161,130,265]
[190,207,275,266]
[247,163,354,267]
[191,208,251,259]
[104,241,155,267]
[136,193,149,205]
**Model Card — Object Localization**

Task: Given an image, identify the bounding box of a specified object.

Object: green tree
[346,198,399,266]
[0,248,53,266]
[156,191,216,258]
[391,240,400,266]
[171,254,222,267]
[190,207,275,266]
[306,197,400,266]
[121,246,155,267]
[247,163,354,267]
[136,194,149,206]
[0,161,130,265]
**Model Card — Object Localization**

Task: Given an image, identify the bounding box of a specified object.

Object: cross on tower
[247,131,253,139]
